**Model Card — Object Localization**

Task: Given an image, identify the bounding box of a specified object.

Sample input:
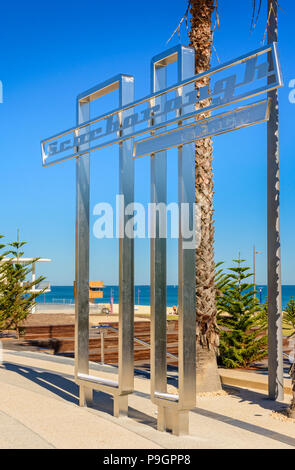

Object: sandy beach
[33,303,177,323]
[21,311,150,327]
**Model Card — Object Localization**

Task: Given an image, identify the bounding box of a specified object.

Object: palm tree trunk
[267,0,284,400]
[188,0,221,392]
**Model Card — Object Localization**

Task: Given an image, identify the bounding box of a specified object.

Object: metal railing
[91,325,177,365]
[93,327,292,367]
[36,298,110,310]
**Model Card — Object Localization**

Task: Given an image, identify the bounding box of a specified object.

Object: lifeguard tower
[74,280,104,304]
[88,281,104,304]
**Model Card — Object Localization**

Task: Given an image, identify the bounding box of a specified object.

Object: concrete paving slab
[1,348,295,449]
[0,410,54,449]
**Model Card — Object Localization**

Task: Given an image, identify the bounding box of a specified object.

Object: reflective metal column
[74,75,135,416]
[150,53,167,404]
[177,47,196,416]
[75,96,92,406]
[150,45,196,435]
[118,76,135,413]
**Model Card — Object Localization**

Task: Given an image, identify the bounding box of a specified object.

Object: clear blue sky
[1,0,294,285]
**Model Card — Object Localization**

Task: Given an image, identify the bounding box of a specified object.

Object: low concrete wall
[219,368,292,395]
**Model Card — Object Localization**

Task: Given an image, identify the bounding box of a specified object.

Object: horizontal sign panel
[133,99,270,158]
[41,43,282,167]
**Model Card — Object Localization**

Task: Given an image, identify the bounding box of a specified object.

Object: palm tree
[188,0,220,393]
[185,0,280,393]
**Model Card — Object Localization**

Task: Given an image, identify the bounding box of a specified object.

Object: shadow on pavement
[3,362,157,430]
[4,362,80,405]
[194,406,295,447]
[195,385,295,448]
[223,385,288,411]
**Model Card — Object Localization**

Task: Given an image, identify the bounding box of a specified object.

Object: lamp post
[259,288,263,304]
[253,245,262,299]
[110,288,113,315]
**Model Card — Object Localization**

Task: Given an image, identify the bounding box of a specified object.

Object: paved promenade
[1,348,295,449]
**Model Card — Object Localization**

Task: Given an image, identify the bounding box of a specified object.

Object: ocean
[36,285,295,309]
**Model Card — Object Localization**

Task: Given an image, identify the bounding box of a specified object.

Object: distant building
[1,257,51,312]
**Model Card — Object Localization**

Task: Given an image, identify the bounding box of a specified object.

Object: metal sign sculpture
[42,43,281,167]
[41,42,282,436]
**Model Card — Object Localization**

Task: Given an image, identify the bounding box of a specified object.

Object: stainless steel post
[118,75,135,413]
[74,75,134,415]
[267,0,284,401]
[150,46,196,435]
[100,329,105,365]
[177,47,196,418]
[150,54,167,403]
[75,96,92,407]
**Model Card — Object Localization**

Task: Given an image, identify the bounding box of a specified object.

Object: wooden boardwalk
[18,321,179,366]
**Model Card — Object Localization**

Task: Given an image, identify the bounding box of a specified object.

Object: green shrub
[0,235,46,332]
[283,297,295,334]
[216,255,267,369]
